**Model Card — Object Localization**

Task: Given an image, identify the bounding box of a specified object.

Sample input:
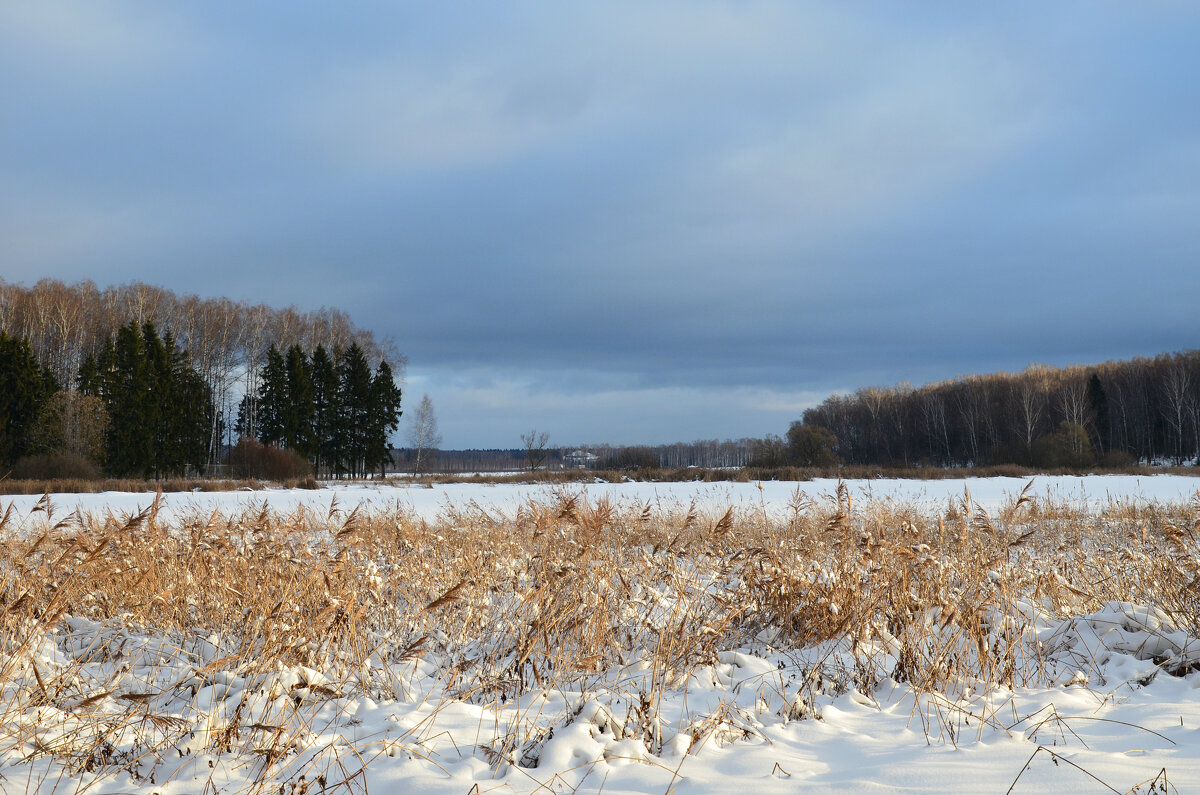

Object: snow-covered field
[2,475,1199,793]
[4,473,1199,530]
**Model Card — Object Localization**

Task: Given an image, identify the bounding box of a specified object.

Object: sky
[3,2,1200,448]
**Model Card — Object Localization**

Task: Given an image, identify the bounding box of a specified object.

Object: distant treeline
[398,440,758,473]
[584,440,756,469]
[770,352,1200,469]
[391,448,536,473]
[0,279,398,466]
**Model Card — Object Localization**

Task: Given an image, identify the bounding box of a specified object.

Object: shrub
[786,423,839,466]
[12,452,103,480]
[1099,448,1135,468]
[1032,422,1095,469]
[229,439,313,481]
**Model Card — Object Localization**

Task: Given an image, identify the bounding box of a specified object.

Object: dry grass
[0,476,322,496]
[0,477,258,496]
[0,483,1197,789]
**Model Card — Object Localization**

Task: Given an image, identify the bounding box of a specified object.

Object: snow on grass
[1,476,1199,793]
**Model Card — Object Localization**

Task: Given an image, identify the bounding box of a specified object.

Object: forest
[0,279,402,478]
[781,354,1200,468]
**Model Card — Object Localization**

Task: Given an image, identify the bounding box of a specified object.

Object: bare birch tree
[407,394,442,474]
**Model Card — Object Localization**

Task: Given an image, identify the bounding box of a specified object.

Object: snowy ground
[8,604,1199,794]
[4,473,1199,530]
[3,475,1199,793]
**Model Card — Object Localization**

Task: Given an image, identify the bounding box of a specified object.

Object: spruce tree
[83,321,213,477]
[148,326,174,475]
[310,345,338,476]
[105,323,155,476]
[283,344,315,456]
[1088,372,1110,455]
[366,360,403,476]
[256,345,288,447]
[165,331,212,475]
[336,343,373,477]
[234,394,255,441]
[0,332,56,467]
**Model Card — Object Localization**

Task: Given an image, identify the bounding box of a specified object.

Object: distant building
[563,449,599,469]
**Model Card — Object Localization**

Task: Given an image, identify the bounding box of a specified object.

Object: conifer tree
[283,344,315,457]
[164,332,212,474]
[0,332,56,467]
[104,323,154,475]
[256,345,288,447]
[366,360,403,475]
[234,394,255,441]
[310,345,338,476]
[1088,372,1110,454]
[336,343,373,477]
[237,343,401,478]
[80,322,212,477]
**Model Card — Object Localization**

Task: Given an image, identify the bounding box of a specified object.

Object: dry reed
[0,483,1197,789]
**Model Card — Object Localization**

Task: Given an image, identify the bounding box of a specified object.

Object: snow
[6,609,1198,793]
[3,474,1200,793]
[4,473,1199,531]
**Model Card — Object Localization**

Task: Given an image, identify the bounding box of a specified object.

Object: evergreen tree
[82,322,213,477]
[366,360,403,476]
[335,343,373,477]
[163,331,212,474]
[1087,372,1110,454]
[148,327,174,473]
[256,345,288,447]
[0,332,56,467]
[786,422,839,466]
[283,345,315,456]
[76,353,99,397]
[104,324,154,475]
[310,345,338,477]
[234,394,255,441]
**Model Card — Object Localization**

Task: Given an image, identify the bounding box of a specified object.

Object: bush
[786,423,839,467]
[1099,449,1135,468]
[1032,422,1095,469]
[287,475,320,490]
[12,452,103,480]
[228,439,313,481]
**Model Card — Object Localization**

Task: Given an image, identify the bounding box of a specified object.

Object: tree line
[773,351,1200,469]
[0,279,400,465]
[580,440,757,470]
[0,279,405,479]
[79,322,212,477]
[238,343,402,477]
[389,438,760,474]
[0,322,211,478]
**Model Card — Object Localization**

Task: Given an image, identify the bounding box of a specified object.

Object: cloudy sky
[4,2,1199,448]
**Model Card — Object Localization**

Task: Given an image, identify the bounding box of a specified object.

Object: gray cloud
[4,1,1200,446]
